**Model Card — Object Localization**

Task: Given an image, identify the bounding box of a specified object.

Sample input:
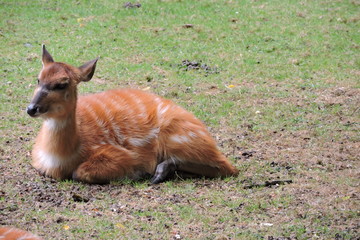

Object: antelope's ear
[42,45,54,66]
[78,57,99,82]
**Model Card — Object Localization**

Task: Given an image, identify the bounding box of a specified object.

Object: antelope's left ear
[42,45,54,66]
[78,57,99,82]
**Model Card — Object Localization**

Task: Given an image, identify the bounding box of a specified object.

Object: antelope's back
[76,89,193,149]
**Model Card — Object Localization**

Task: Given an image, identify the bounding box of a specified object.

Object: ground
[1,88,359,238]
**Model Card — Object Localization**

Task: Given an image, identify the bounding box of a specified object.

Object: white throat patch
[44,119,68,131]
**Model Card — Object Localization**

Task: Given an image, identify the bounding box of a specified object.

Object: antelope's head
[27,46,98,119]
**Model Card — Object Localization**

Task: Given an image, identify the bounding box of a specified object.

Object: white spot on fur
[112,123,124,144]
[154,97,162,105]
[108,93,136,117]
[188,131,197,138]
[170,135,190,144]
[1,227,13,236]
[128,138,146,147]
[95,94,140,145]
[155,98,172,124]
[97,97,126,144]
[158,104,170,116]
[83,100,113,143]
[198,130,207,136]
[128,128,160,147]
[127,91,147,116]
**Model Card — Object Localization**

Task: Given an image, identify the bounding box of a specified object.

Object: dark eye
[37,79,40,85]
[53,83,68,90]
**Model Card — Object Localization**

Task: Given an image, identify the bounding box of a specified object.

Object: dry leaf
[116,223,126,229]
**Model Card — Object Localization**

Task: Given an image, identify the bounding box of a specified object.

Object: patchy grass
[0,0,359,239]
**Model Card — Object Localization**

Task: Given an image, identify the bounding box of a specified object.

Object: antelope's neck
[32,111,82,179]
[39,112,80,158]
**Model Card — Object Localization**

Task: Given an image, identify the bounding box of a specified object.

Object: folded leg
[73,144,147,184]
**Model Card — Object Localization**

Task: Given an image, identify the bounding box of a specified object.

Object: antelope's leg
[72,144,144,184]
[150,159,177,184]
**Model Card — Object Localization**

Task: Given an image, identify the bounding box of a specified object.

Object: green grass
[1,0,359,239]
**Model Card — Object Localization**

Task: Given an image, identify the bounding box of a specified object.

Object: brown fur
[0,227,43,240]
[27,46,238,184]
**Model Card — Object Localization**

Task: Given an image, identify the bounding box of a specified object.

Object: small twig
[174,171,186,181]
[244,180,293,189]
[350,106,360,116]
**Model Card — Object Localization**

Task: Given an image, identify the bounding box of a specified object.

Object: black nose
[27,104,39,117]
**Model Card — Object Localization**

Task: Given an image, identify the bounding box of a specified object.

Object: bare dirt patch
[175,60,220,76]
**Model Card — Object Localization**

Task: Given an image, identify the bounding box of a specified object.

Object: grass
[1,0,359,239]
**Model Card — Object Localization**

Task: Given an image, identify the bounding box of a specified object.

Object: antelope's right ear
[78,57,99,82]
[42,45,54,67]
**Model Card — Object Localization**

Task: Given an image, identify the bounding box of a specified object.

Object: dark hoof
[150,175,164,184]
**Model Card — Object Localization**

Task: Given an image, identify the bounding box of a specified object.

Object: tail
[217,155,239,177]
